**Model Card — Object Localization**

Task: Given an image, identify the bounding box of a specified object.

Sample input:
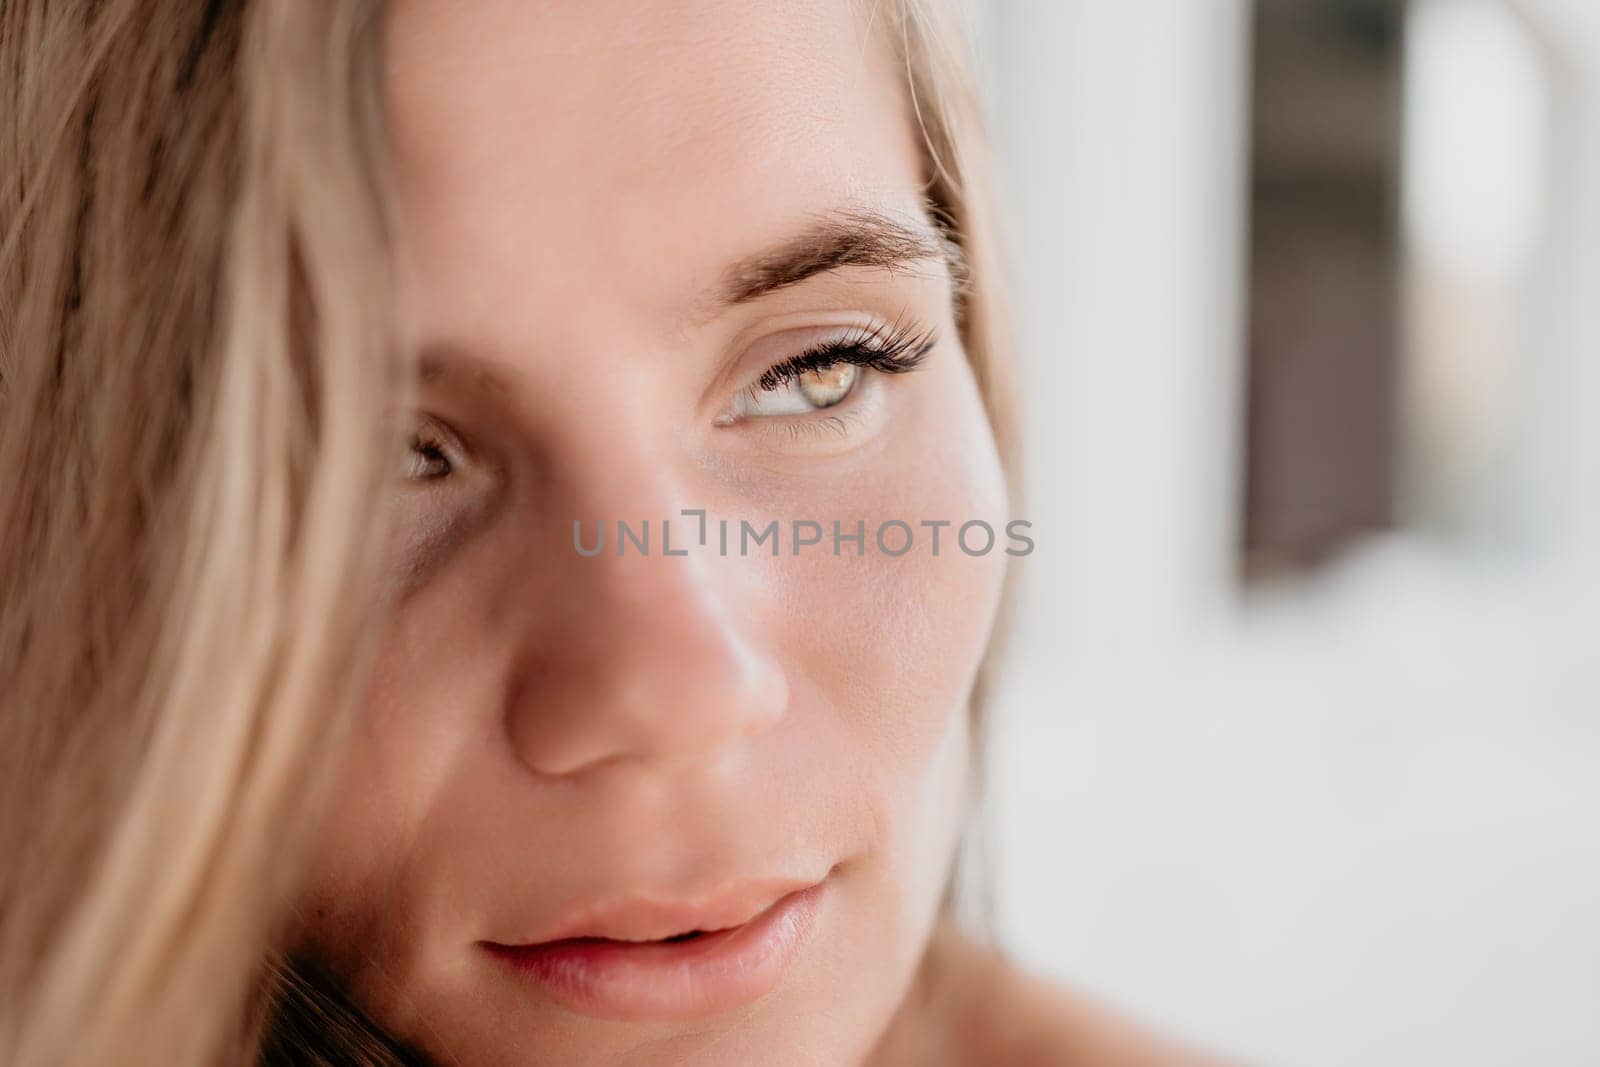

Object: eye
[742,361,862,417]
[401,416,465,482]
[722,321,937,424]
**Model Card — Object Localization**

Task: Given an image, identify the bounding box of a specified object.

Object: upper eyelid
[751,322,936,391]
[410,314,936,447]
[413,413,464,452]
[705,312,936,424]
[727,334,935,436]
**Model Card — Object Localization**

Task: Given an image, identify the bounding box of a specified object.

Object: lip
[481,878,827,1021]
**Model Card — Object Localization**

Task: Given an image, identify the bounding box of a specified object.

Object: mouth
[480,877,829,1021]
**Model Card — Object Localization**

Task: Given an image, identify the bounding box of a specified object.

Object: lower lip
[482,882,825,1021]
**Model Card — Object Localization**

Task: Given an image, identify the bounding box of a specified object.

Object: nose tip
[504,553,789,778]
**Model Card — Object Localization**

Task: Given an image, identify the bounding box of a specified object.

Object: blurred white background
[963,1,1600,1064]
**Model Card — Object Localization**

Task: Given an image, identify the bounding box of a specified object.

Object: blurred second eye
[400,415,468,483]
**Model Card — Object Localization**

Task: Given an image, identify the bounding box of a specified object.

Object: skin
[294,2,1221,1064]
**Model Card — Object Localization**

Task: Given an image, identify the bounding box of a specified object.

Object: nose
[503,504,789,779]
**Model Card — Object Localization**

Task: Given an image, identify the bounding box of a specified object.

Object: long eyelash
[755,319,938,392]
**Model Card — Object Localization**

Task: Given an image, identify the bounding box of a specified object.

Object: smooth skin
[293,2,1226,1064]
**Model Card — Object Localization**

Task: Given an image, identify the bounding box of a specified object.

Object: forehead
[384,0,927,343]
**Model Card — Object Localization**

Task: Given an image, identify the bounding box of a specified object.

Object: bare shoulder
[918,924,1239,1067]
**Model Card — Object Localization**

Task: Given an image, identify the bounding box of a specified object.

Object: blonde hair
[889,0,1021,936]
[0,1,1015,1063]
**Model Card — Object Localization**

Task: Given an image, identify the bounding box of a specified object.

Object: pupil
[800,363,856,409]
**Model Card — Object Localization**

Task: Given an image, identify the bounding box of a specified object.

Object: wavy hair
[0,1,1016,1062]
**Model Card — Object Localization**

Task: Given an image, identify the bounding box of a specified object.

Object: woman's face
[296,1,1008,1063]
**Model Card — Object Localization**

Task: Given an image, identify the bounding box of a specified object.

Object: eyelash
[403,321,938,480]
[751,319,938,395]
[779,412,855,442]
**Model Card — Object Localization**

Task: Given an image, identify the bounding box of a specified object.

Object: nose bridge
[504,437,788,779]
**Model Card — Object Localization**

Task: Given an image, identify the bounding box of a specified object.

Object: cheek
[754,351,1005,1031]
[290,602,510,989]
[765,348,1007,844]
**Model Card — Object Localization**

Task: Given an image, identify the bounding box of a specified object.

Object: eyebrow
[714,204,968,308]
[415,205,967,394]
[416,347,509,396]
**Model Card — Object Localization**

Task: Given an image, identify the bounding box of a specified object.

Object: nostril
[502,564,789,776]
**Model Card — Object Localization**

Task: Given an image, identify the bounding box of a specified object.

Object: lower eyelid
[780,412,854,441]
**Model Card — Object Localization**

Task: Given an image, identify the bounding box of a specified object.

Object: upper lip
[491,875,824,946]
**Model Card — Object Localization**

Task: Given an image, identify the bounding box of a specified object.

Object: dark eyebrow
[413,206,968,392]
[715,205,967,307]
[415,344,515,398]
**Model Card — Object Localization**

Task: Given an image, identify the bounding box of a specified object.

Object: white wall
[969,3,1600,1064]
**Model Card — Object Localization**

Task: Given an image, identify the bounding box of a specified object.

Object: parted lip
[486,875,826,946]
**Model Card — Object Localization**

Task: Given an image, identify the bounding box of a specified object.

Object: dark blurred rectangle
[1243,0,1405,576]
